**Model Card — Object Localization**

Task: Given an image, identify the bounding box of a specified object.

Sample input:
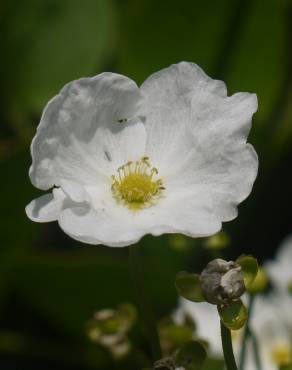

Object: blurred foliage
[246,267,269,294]
[204,231,230,251]
[1,0,292,369]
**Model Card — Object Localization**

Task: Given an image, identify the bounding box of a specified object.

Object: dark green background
[1,0,292,369]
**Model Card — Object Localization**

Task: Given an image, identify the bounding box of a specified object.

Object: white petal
[58,185,222,246]
[25,188,66,222]
[141,61,258,231]
[58,206,142,247]
[141,61,228,165]
[29,73,145,190]
[60,179,90,203]
[136,192,222,238]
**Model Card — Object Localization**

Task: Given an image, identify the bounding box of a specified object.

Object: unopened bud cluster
[200,258,245,305]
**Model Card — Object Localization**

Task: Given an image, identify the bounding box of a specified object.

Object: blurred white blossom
[235,295,292,370]
[265,235,292,293]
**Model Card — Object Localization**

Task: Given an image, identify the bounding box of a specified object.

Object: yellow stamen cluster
[271,342,292,366]
[111,156,164,210]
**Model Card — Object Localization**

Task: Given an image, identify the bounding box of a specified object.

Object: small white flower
[247,294,292,370]
[177,294,292,369]
[265,235,292,292]
[26,62,258,247]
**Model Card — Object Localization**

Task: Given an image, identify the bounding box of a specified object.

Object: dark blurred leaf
[202,357,224,370]
[226,0,286,123]
[280,365,292,370]
[175,272,205,303]
[1,0,117,114]
[10,238,187,335]
[116,0,234,83]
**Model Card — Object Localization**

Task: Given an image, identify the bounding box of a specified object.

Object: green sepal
[247,267,268,294]
[236,255,258,288]
[175,271,205,302]
[175,340,207,370]
[217,299,248,330]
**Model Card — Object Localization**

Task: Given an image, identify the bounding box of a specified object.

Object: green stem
[220,320,238,370]
[250,330,262,370]
[128,244,161,361]
[239,295,262,370]
[239,295,254,370]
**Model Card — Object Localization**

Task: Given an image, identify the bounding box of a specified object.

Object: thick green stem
[128,244,161,361]
[220,320,238,370]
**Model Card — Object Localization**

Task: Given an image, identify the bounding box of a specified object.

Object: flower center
[111,156,164,210]
[271,342,292,365]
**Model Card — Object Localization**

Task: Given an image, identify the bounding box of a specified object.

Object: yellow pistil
[271,342,292,366]
[111,156,164,210]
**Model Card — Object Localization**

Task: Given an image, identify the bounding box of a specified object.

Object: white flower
[265,235,292,292]
[245,294,292,370]
[26,62,258,247]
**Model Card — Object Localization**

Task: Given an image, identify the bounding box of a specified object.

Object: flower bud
[200,258,245,305]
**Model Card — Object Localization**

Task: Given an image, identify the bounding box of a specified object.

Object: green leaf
[2,0,117,113]
[236,255,258,289]
[175,272,205,302]
[175,340,207,370]
[217,300,248,331]
[160,323,194,348]
[280,366,292,370]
